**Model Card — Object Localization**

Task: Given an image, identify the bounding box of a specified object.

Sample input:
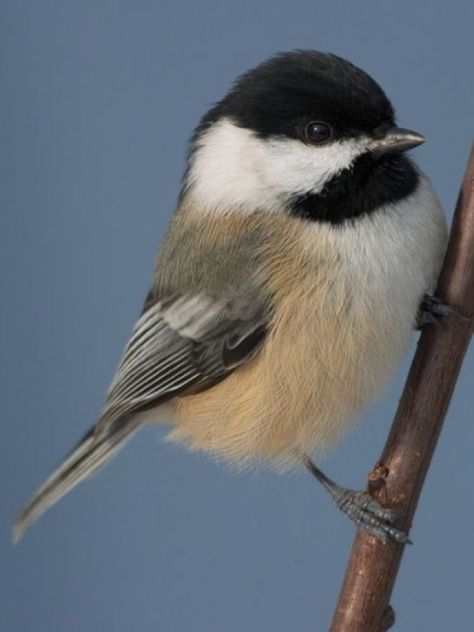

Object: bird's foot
[302,456,410,544]
[330,486,411,545]
[416,294,467,329]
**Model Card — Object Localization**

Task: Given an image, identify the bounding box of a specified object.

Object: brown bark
[330,144,474,632]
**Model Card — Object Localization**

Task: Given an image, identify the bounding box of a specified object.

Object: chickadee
[14,50,448,543]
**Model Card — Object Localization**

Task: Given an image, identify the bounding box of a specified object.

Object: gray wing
[13,291,268,542]
[97,292,268,433]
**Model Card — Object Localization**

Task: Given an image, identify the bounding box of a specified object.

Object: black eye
[305,121,332,144]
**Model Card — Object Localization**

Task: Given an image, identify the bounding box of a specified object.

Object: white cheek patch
[187,119,267,211]
[186,118,369,214]
[262,135,367,197]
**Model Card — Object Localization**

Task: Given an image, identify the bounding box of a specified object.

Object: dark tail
[13,421,139,543]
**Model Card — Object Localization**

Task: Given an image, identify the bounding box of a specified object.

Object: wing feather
[96,293,268,433]
[13,291,268,541]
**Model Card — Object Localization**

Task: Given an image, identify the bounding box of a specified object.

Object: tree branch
[330,143,474,632]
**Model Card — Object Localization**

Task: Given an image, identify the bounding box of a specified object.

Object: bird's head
[184,50,423,224]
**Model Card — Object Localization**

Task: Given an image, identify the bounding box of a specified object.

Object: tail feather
[13,421,139,543]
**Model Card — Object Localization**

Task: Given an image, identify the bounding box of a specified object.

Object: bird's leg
[302,455,411,544]
[416,293,468,329]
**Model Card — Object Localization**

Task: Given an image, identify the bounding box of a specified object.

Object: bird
[14,50,448,544]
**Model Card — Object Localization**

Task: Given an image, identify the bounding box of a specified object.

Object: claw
[417,294,470,329]
[356,494,399,522]
[302,456,412,545]
[331,488,411,545]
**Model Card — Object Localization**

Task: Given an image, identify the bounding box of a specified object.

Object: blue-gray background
[2,2,473,630]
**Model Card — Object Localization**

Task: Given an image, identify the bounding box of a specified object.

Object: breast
[169,177,447,469]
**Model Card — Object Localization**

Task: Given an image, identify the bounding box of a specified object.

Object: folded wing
[13,292,268,541]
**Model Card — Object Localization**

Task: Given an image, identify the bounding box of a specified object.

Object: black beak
[368,126,425,155]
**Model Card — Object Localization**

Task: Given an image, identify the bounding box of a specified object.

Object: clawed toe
[351,492,399,522]
[417,294,470,329]
[302,456,412,545]
[332,489,411,545]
